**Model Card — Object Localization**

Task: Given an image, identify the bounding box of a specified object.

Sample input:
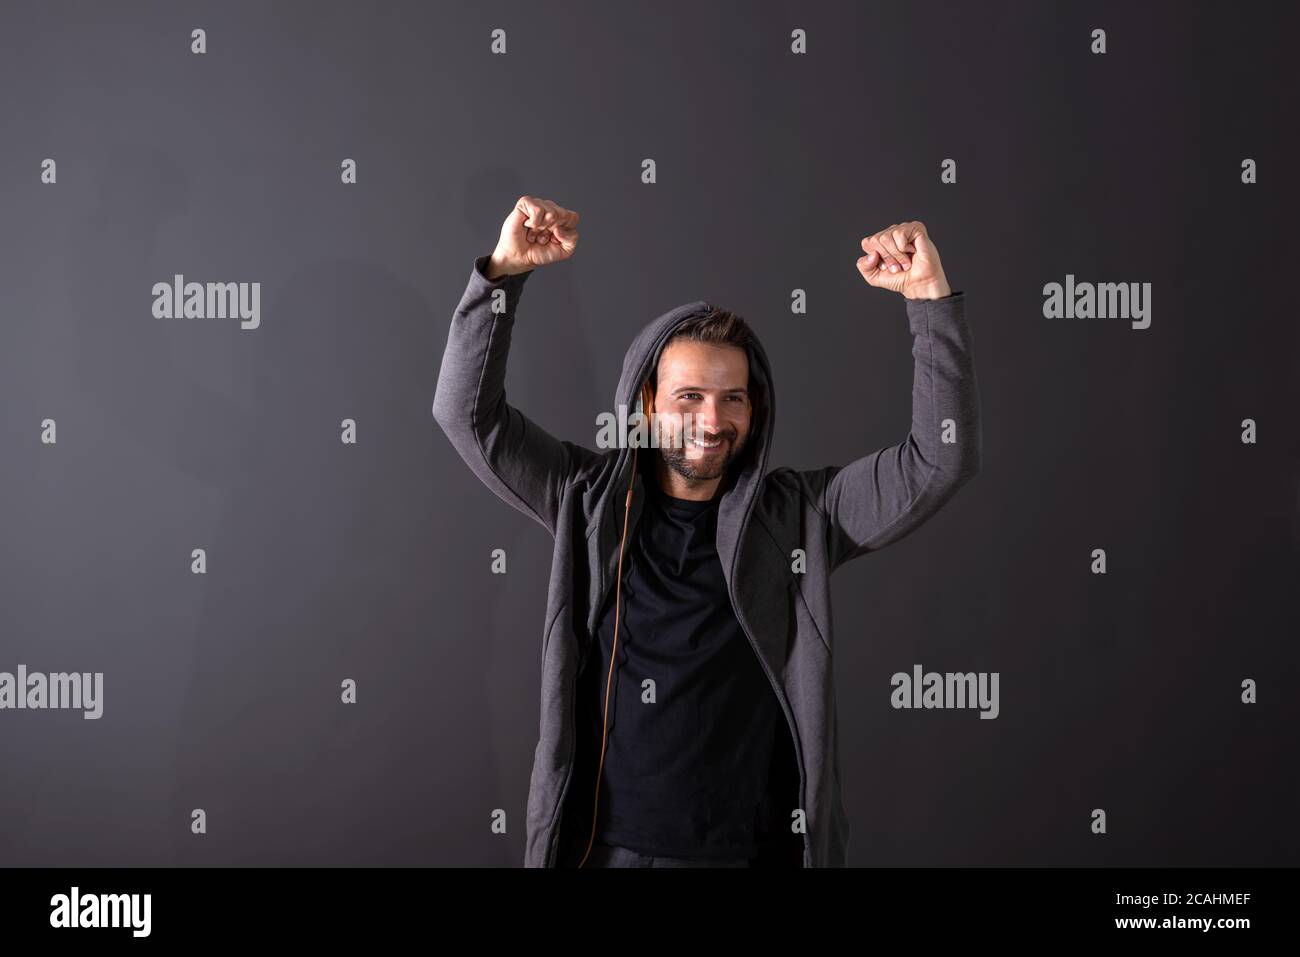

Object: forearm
[899,290,981,489]
[433,254,532,441]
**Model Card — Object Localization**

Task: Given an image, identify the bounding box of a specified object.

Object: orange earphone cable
[577,385,648,868]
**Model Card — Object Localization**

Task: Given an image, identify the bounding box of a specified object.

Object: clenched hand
[486,195,580,279]
[856,221,952,300]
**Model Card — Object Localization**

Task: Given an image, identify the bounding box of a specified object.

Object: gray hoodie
[433,253,982,866]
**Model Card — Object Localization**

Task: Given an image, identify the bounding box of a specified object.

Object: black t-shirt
[570,467,799,861]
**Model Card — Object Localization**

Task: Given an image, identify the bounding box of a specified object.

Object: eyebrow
[671,386,748,395]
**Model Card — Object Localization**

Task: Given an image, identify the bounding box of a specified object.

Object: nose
[690,399,728,438]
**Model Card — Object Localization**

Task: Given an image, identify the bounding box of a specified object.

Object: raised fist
[487,195,580,278]
[856,221,951,300]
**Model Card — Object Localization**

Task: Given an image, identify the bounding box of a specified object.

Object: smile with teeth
[689,434,725,449]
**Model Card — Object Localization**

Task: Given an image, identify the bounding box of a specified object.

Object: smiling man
[433,195,982,867]
[645,318,754,492]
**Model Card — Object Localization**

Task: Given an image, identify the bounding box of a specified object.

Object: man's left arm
[807,221,983,569]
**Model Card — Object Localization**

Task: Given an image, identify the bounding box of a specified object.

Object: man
[433,195,981,867]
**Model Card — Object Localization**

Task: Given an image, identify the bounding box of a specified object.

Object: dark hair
[648,306,754,394]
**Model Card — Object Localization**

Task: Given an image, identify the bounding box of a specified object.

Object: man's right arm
[432,254,598,537]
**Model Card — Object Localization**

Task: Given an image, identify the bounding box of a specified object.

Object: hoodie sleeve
[432,254,600,537]
[809,291,982,569]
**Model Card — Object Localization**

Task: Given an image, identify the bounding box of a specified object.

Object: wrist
[904,278,952,300]
[485,252,516,281]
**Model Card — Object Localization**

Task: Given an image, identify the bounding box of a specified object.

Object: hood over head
[585,299,777,629]
[613,298,775,493]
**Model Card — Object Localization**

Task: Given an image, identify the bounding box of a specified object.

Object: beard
[655,422,748,482]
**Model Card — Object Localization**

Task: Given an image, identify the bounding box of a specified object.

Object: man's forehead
[656,340,749,382]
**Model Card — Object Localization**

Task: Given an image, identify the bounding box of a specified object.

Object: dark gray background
[1,0,1297,866]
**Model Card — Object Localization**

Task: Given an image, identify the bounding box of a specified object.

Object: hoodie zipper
[547,465,627,867]
[547,355,661,867]
[726,574,812,867]
[722,391,812,867]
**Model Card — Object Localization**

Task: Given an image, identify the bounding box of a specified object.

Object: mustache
[684,427,734,443]
[653,416,743,448]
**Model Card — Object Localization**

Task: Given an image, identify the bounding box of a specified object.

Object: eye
[679,392,703,401]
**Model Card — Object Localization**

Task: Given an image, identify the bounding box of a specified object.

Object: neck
[653,454,722,501]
